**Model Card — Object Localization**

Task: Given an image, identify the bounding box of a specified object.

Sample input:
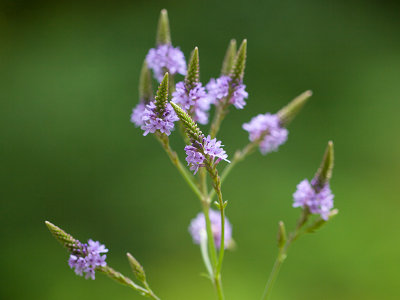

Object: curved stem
[202,201,218,270]
[261,209,310,300]
[155,134,203,200]
[261,256,283,300]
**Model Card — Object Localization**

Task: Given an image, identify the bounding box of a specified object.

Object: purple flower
[242,113,288,154]
[206,76,248,109]
[293,179,334,220]
[141,102,179,136]
[189,209,233,249]
[146,44,187,81]
[184,135,230,174]
[130,102,146,127]
[68,239,108,280]
[172,81,211,124]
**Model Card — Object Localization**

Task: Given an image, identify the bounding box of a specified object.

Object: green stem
[261,209,309,300]
[155,134,203,200]
[205,162,226,300]
[215,274,225,300]
[98,266,160,300]
[261,255,283,300]
[202,201,218,270]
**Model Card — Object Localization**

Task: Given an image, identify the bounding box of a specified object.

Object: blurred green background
[1,0,400,299]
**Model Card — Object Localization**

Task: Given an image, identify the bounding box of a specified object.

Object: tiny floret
[293,179,334,220]
[130,102,147,127]
[189,209,233,249]
[184,135,230,174]
[146,44,187,81]
[68,239,108,280]
[206,76,248,109]
[172,81,211,124]
[242,113,288,154]
[141,102,179,136]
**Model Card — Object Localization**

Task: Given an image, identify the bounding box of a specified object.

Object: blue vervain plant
[45,9,338,300]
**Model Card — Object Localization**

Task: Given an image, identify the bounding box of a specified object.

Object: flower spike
[313,141,334,190]
[45,221,82,254]
[230,39,247,84]
[154,73,169,115]
[127,252,146,283]
[277,90,312,127]
[139,60,153,103]
[185,47,200,90]
[221,39,237,76]
[293,142,336,220]
[156,9,171,45]
[170,101,203,142]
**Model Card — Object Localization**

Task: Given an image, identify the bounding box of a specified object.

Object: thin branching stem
[155,134,203,200]
[261,209,309,300]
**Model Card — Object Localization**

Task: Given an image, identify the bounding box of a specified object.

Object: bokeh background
[1,0,400,299]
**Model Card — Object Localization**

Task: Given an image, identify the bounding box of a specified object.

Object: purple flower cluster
[206,76,248,109]
[172,82,211,124]
[68,239,108,280]
[184,135,230,174]
[141,102,179,136]
[242,113,288,154]
[293,179,334,220]
[146,44,187,81]
[189,209,233,249]
[131,102,147,127]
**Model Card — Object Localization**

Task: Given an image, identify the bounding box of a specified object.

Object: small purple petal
[293,179,334,220]
[146,45,187,82]
[242,113,288,154]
